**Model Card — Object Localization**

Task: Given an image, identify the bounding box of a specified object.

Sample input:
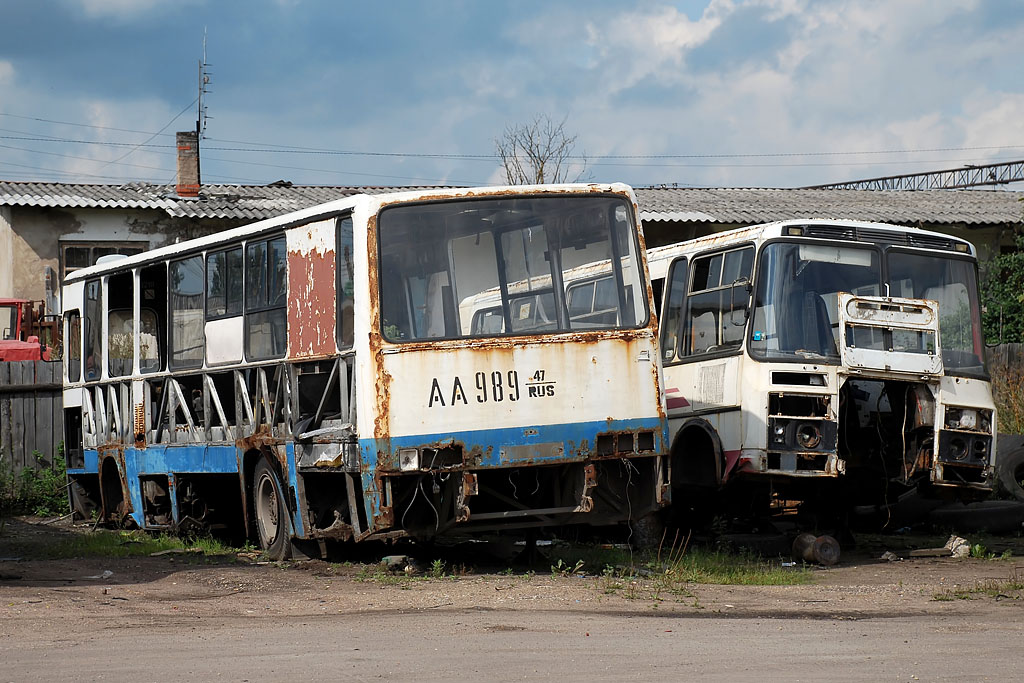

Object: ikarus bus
[646,219,995,508]
[61,184,669,558]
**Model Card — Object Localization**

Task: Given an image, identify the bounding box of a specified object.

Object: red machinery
[0,298,56,361]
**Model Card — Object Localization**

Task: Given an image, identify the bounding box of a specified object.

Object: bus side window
[169,255,205,369]
[337,217,355,349]
[83,279,102,380]
[65,310,81,382]
[681,247,753,358]
[660,258,687,362]
[107,271,134,377]
[140,263,166,373]
[720,248,754,347]
[683,253,722,356]
[245,236,287,360]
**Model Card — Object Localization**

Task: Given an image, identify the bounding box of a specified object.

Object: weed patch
[0,450,70,519]
[933,574,1024,602]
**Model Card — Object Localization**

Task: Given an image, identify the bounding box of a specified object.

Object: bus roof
[63,183,637,284]
[645,218,977,279]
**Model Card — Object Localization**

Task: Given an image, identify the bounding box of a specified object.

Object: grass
[2,527,244,561]
[989,352,1024,434]
[933,573,1024,601]
[541,536,810,604]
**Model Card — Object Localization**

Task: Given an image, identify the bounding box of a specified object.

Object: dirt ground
[3,517,1024,681]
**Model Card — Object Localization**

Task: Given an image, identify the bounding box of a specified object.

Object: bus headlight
[796,423,822,449]
[398,448,419,471]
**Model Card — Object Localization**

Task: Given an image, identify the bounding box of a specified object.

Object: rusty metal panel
[838,293,943,377]
[287,219,338,359]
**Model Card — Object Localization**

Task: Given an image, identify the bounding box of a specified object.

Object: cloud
[68,0,165,18]
[0,61,14,85]
[64,0,203,21]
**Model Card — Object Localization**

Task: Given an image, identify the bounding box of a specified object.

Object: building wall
[0,206,13,298]
[3,206,213,307]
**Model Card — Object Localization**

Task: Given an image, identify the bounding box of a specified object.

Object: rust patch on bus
[365,213,392,448]
[287,230,337,359]
[236,426,285,468]
[133,400,146,448]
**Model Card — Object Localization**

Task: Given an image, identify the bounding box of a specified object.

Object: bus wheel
[253,460,292,560]
[996,444,1024,502]
[629,510,666,550]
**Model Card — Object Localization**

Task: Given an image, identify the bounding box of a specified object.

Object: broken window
[140,263,166,373]
[107,271,134,377]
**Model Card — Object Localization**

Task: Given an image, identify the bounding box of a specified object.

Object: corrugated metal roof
[1,181,1021,225]
[634,187,1024,225]
[0,182,446,221]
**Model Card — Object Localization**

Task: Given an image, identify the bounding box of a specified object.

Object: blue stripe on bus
[359,416,667,464]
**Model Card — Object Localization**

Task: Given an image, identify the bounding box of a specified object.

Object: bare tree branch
[495,114,587,185]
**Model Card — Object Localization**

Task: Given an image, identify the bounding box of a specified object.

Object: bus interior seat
[800,291,837,357]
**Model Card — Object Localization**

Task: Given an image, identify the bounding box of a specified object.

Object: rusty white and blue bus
[646,219,995,511]
[61,184,669,558]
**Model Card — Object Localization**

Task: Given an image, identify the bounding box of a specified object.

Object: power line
[93,97,199,171]
[2,113,1022,161]
[0,112,170,137]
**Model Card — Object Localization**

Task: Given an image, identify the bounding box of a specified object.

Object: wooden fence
[989,343,1024,367]
[0,361,63,474]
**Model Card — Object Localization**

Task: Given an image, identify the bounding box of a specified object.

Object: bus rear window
[378,195,647,341]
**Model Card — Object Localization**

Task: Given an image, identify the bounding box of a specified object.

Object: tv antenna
[197,28,212,137]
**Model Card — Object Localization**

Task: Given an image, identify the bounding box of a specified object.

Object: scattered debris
[908,535,972,558]
[880,551,901,562]
[150,549,187,557]
[84,570,114,580]
[381,555,423,574]
[944,535,971,558]
[791,533,840,566]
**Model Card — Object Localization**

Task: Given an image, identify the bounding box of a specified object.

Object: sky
[1,0,1023,190]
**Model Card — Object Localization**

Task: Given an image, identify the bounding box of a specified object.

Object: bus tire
[253,459,292,561]
[996,445,1024,502]
[629,510,666,550]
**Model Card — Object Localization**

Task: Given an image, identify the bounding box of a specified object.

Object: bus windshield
[750,242,881,362]
[378,195,646,341]
[887,251,986,377]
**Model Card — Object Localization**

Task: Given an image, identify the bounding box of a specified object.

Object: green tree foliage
[981,226,1024,344]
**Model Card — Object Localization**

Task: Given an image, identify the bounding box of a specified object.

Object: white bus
[647,219,995,506]
[61,184,670,559]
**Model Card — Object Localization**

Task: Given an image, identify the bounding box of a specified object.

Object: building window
[61,242,147,280]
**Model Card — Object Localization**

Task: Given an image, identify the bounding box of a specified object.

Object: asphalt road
[4,606,1023,681]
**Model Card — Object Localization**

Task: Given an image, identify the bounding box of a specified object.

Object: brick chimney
[175,131,200,197]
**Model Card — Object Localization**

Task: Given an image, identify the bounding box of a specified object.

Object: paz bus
[61,184,669,558]
[645,219,995,508]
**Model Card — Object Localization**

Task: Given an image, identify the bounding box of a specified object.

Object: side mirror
[729,277,752,326]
